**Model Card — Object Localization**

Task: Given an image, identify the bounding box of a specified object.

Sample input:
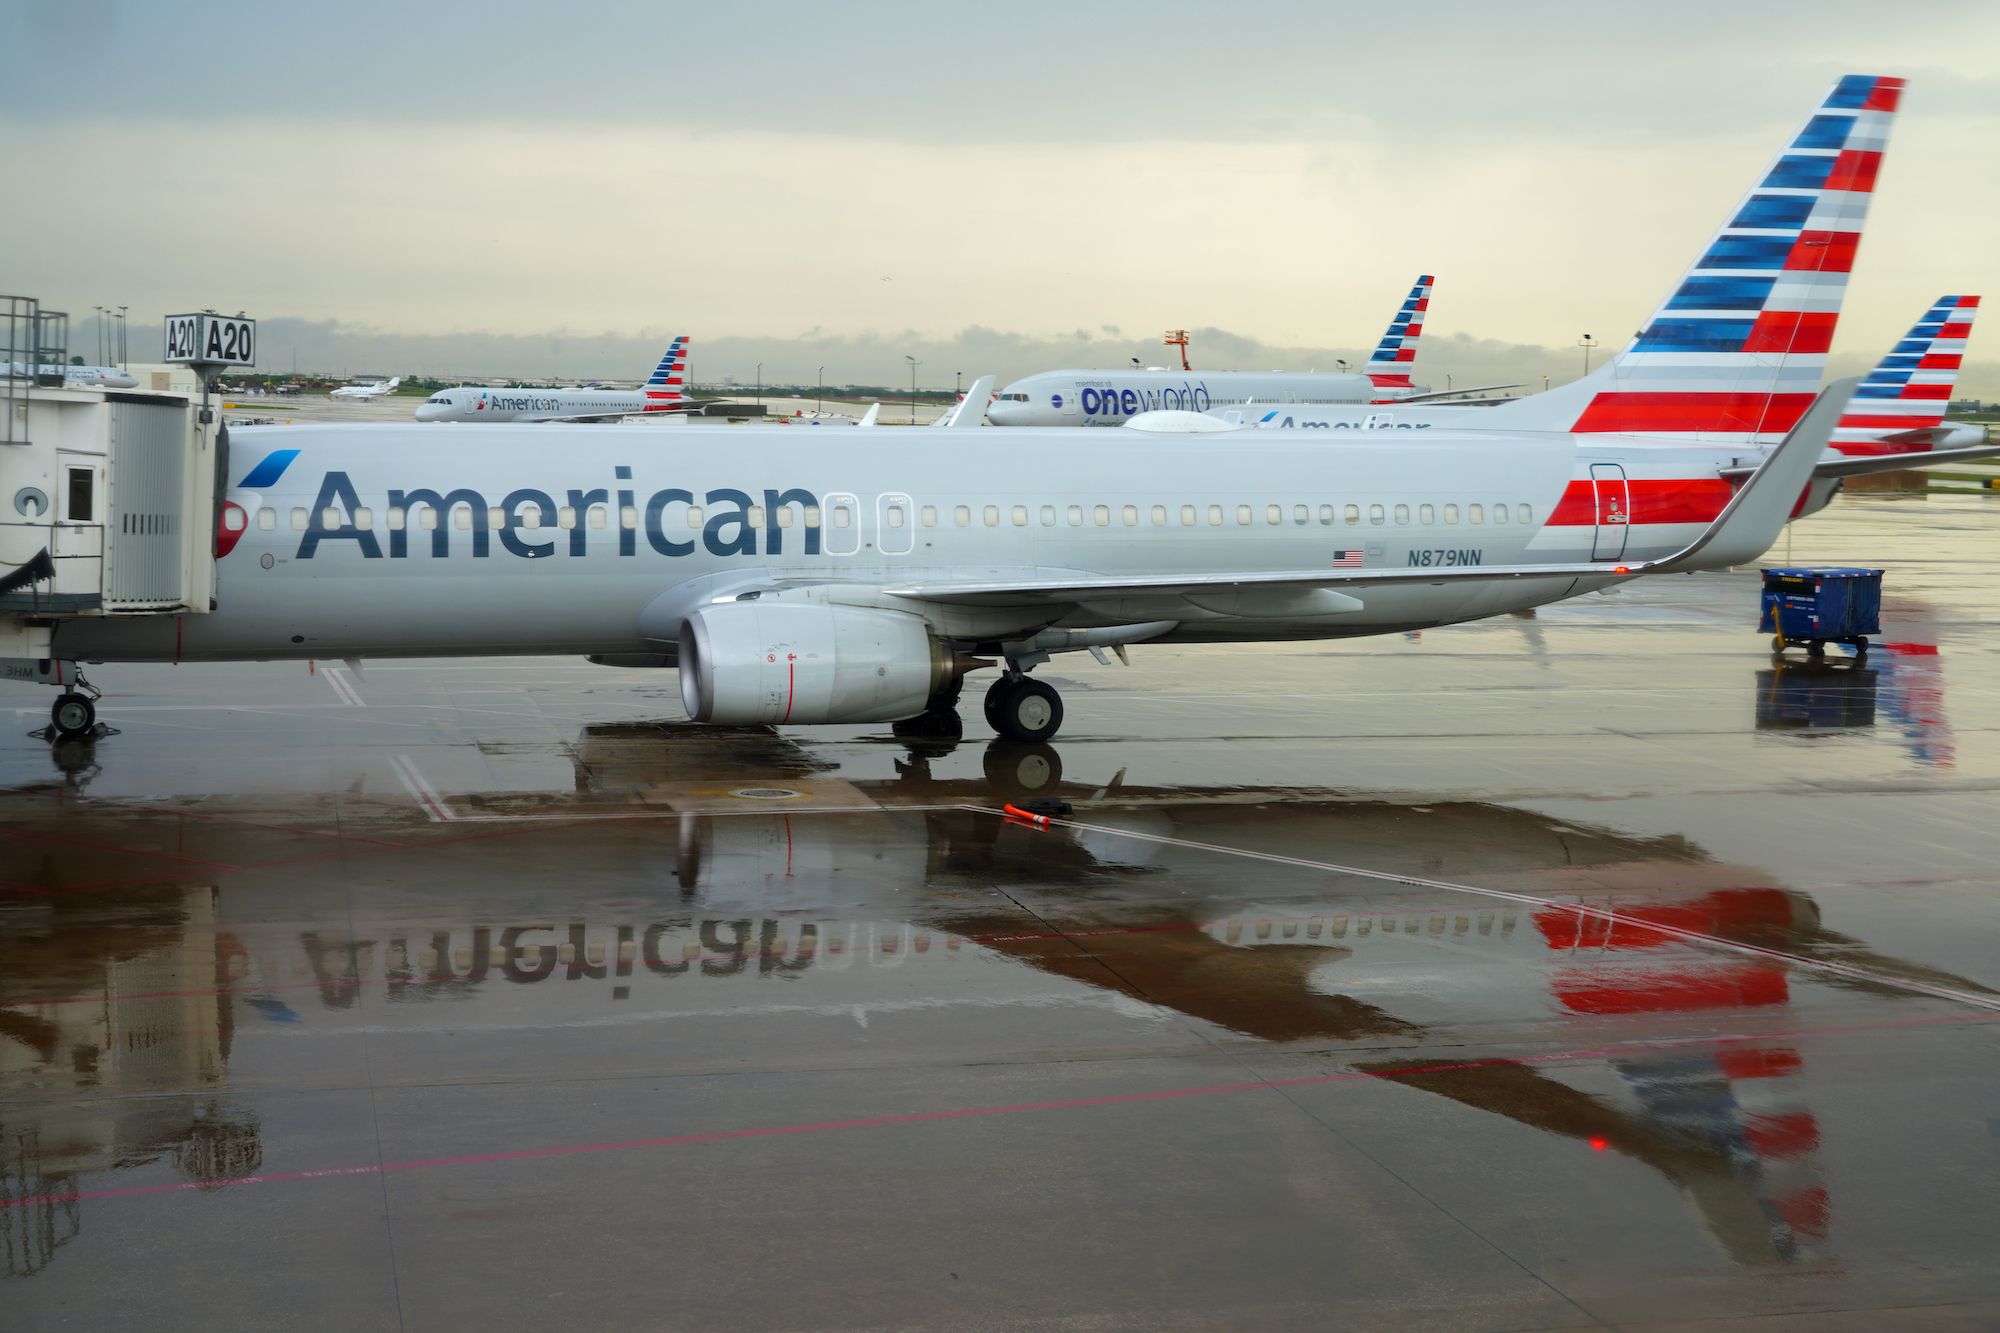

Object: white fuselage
[416,387,672,422]
[6,362,139,390]
[51,421,1744,666]
[988,370,1428,427]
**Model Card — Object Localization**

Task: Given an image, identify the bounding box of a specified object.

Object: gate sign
[164,312,256,367]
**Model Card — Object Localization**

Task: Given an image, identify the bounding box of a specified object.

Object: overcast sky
[5,1,1996,393]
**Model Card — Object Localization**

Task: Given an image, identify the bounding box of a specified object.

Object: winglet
[937,375,994,428]
[1650,376,1862,572]
[857,402,881,428]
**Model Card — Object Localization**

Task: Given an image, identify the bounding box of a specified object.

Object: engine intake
[679,601,949,725]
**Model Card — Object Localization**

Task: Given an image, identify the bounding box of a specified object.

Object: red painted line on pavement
[7,1008,1992,1212]
[1,829,242,871]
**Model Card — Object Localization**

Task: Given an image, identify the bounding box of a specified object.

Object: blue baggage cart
[1759,567,1882,657]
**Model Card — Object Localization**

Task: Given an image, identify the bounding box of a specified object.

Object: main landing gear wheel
[987,676,1064,743]
[51,693,96,740]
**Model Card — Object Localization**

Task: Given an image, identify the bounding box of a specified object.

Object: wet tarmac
[4,493,1999,1330]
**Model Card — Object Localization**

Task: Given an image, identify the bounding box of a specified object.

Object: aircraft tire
[51,693,95,740]
[991,677,1063,743]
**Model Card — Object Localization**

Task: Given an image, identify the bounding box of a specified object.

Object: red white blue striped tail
[1830,295,1979,454]
[643,335,691,409]
[1366,274,1432,399]
[1491,75,1902,443]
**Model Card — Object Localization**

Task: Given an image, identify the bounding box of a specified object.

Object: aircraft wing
[1380,383,1525,405]
[1721,442,2000,482]
[887,377,1857,609]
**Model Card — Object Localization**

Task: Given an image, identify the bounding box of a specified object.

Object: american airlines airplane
[1249,293,1993,477]
[985,275,1469,426]
[5,362,140,390]
[329,375,402,401]
[28,75,1933,748]
[416,338,691,422]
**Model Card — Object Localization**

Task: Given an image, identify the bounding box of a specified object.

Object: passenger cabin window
[1293,505,1309,525]
[803,505,821,528]
[1369,504,1386,525]
[775,507,793,528]
[1265,505,1282,525]
[1040,505,1056,526]
[1207,505,1224,526]
[420,508,439,531]
[257,507,276,530]
[1444,503,1459,524]
[1093,505,1110,526]
[619,505,638,529]
[353,507,374,530]
[1009,505,1026,526]
[1122,505,1139,527]
[1393,504,1410,525]
[953,505,971,528]
[1344,504,1361,525]
[1418,504,1434,524]
[886,504,905,529]
[1468,503,1484,524]
[747,505,765,528]
[1067,505,1083,526]
[1180,504,1197,526]
[1236,504,1252,526]
[1492,504,1507,525]
[455,508,473,531]
[686,505,704,529]
[831,504,852,529]
[1151,505,1167,526]
[486,507,504,530]
[1517,504,1532,525]
[1318,504,1334,525]
[323,507,344,529]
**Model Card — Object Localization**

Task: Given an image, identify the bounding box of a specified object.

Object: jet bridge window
[66,468,93,521]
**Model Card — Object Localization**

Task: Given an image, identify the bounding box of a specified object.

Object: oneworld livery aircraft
[986,276,1485,426]
[24,76,1952,746]
[416,337,692,422]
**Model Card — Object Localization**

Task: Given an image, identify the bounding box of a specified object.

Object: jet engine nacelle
[678,601,949,725]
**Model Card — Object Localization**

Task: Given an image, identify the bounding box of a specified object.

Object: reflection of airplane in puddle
[6,732,1992,1272]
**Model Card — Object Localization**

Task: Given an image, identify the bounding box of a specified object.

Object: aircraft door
[876,491,914,556]
[1589,463,1630,560]
[51,450,105,560]
[822,491,860,555]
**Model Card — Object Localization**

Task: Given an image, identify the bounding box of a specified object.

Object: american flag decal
[1331,549,1365,568]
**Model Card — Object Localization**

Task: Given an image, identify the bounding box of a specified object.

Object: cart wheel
[1771,634,1788,653]
[1808,641,1825,659]
[1852,636,1869,658]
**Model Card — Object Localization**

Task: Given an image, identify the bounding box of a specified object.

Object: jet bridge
[2,295,223,707]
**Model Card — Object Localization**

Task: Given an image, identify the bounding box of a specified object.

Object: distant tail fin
[385,377,402,390]
[1490,74,1903,441]
[643,336,691,409]
[1830,295,1978,454]
[1364,274,1432,399]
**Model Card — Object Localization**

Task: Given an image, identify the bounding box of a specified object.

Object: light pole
[1446,373,1453,392]
[955,370,961,396]
[905,354,920,425]
[1577,333,1598,377]
[93,307,104,365]
[1541,374,1551,393]
[755,362,762,404]
[116,306,127,366]
[817,365,824,415]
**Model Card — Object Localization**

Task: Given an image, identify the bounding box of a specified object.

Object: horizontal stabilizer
[1383,383,1524,405]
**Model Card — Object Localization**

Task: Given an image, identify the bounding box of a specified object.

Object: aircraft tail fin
[1364,274,1432,399]
[937,374,995,428]
[1830,295,1978,454]
[643,336,691,409]
[385,377,402,390]
[1483,74,1903,441]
